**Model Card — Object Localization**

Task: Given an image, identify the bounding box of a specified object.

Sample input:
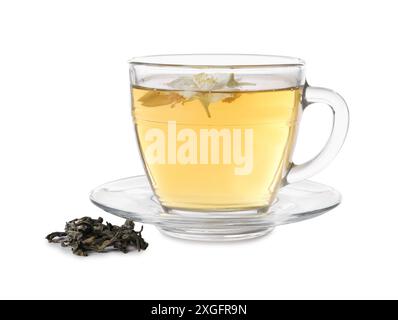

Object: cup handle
[286,85,349,184]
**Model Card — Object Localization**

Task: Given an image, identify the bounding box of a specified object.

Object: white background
[1,0,397,300]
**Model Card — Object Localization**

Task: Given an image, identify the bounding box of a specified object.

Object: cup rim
[128,54,305,68]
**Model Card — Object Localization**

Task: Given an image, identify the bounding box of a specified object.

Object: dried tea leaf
[46,217,148,256]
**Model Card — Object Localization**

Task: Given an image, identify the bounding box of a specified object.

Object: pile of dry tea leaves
[46,217,148,256]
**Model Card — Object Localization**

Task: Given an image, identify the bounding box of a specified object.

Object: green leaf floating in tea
[138,90,184,108]
[226,73,254,88]
[138,73,254,117]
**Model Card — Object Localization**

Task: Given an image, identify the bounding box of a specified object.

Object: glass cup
[129,54,349,213]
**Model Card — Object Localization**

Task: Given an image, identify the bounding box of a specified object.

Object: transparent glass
[129,54,349,213]
[90,175,341,241]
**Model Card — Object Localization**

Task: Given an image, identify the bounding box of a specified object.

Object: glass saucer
[89,176,341,241]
